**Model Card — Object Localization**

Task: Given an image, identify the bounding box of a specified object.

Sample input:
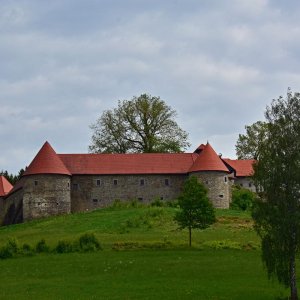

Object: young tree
[174,176,215,247]
[235,121,268,159]
[89,94,190,153]
[252,90,300,300]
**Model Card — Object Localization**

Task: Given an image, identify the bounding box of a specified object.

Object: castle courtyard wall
[71,174,187,212]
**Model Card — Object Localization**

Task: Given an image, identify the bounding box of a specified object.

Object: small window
[140,179,145,186]
[138,197,143,201]
[219,194,224,198]
[56,202,59,206]
[67,182,70,188]
[165,179,169,186]
[205,180,209,184]
[160,196,164,200]
[93,199,98,203]
[224,177,227,183]
[34,180,38,186]
[113,179,118,186]
[73,183,79,190]
[96,179,101,186]
[240,183,243,187]
[249,182,252,188]
[38,202,41,206]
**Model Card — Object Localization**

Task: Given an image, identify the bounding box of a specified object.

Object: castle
[0,141,254,225]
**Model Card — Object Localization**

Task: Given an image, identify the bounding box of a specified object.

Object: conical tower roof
[23,141,71,176]
[189,143,229,173]
[0,176,13,196]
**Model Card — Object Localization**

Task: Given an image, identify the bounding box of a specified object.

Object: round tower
[22,141,71,221]
[189,143,230,208]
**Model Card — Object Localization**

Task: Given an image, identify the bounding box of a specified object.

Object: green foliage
[235,121,268,159]
[89,93,190,153]
[78,233,102,252]
[174,176,216,246]
[35,239,50,253]
[252,90,300,299]
[150,198,164,207]
[230,186,256,211]
[0,238,20,259]
[55,240,74,254]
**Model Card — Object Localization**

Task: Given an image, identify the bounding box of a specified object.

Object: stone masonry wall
[23,174,71,221]
[1,188,23,225]
[191,171,230,208]
[71,174,187,212]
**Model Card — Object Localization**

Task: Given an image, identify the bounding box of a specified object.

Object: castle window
[93,199,98,203]
[140,179,145,186]
[240,183,243,187]
[249,182,252,188]
[160,196,164,200]
[96,179,101,186]
[205,180,209,184]
[224,177,227,183]
[164,179,170,186]
[73,183,79,190]
[219,194,224,198]
[34,180,38,186]
[113,179,118,186]
[67,182,70,188]
[138,197,143,201]
[56,202,59,206]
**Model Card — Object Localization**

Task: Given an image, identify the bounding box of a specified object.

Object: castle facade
[0,142,254,225]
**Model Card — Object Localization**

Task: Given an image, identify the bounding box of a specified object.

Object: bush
[78,233,102,252]
[0,238,20,259]
[55,240,74,253]
[150,198,164,207]
[35,239,50,253]
[21,243,34,256]
[230,186,256,211]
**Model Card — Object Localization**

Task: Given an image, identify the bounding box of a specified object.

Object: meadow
[0,204,291,299]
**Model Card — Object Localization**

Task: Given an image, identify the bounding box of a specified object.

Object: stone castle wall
[71,174,187,212]
[191,171,231,208]
[234,177,256,192]
[23,174,71,221]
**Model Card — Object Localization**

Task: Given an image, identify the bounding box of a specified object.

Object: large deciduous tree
[89,94,190,153]
[252,90,300,300]
[235,121,268,159]
[174,176,215,247]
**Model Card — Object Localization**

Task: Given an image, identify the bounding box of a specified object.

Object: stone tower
[22,142,71,221]
[189,143,230,208]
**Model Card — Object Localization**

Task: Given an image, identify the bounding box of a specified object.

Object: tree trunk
[189,227,192,247]
[290,252,298,300]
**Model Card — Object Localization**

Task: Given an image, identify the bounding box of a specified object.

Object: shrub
[150,198,164,207]
[55,240,74,253]
[230,186,256,211]
[21,243,34,256]
[0,238,20,259]
[35,239,50,253]
[78,233,102,252]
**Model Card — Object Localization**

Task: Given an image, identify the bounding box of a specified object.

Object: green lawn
[0,206,291,299]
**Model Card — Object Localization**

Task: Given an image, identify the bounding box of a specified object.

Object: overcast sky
[1,0,300,174]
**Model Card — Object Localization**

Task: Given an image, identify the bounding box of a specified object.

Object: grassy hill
[0,204,290,299]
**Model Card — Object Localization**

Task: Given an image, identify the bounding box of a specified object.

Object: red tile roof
[0,176,13,196]
[222,159,255,177]
[189,143,229,173]
[23,141,71,176]
[59,153,198,175]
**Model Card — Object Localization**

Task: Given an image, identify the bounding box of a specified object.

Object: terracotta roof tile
[222,159,255,177]
[189,143,229,173]
[0,176,13,196]
[23,142,71,176]
[59,153,198,175]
